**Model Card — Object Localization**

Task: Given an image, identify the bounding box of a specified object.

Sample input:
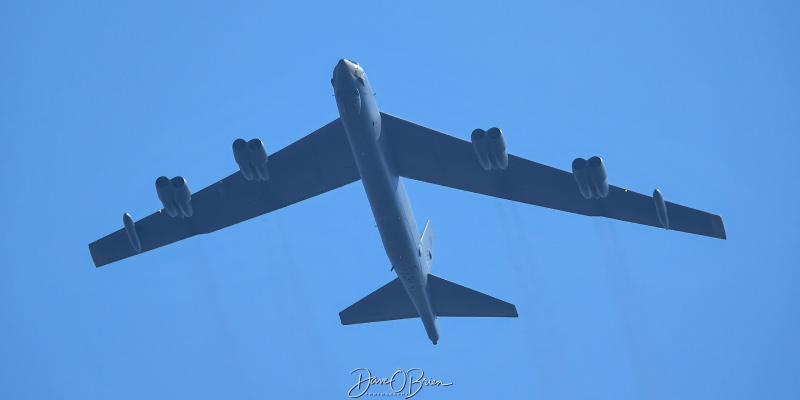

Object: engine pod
[653,189,669,229]
[248,139,269,181]
[572,158,593,200]
[588,156,609,198]
[471,129,492,171]
[170,176,193,218]
[122,213,141,253]
[487,127,508,170]
[155,176,178,217]
[232,138,255,181]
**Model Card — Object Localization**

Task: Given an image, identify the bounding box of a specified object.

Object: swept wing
[381,112,726,239]
[89,119,359,267]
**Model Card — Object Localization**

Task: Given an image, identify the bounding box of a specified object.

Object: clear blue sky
[1,2,798,399]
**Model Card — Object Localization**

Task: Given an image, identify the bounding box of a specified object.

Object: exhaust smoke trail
[495,201,581,400]
[593,219,665,399]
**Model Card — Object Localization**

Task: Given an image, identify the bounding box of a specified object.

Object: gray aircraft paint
[89,58,724,345]
[332,59,440,344]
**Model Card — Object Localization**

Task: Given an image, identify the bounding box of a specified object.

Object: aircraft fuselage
[332,59,440,344]
[90,58,723,344]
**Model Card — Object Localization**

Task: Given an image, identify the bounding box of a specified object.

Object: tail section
[339,219,516,336]
[428,274,518,317]
[339,278,418,325]
[339,274,517,325]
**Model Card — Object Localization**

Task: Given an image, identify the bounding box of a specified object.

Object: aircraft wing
[381,112,726,240]
[89,118,360,267]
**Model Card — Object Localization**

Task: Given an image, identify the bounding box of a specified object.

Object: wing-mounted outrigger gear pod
[653,189,670,229]
[122,213,141,253]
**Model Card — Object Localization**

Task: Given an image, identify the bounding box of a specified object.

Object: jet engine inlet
[572,156,609,199]
[588,156,609,199]
[232,139,254,181]
[170,176,193,218]
[471,129,492,171]
[572,158,593,199]
[248,139,270,181]
[487,128,508,170]
[233,138,269,181]
[155,176,179,217]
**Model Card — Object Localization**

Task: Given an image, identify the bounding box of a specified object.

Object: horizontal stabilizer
[340,278,419,325]
[428,274,518,318]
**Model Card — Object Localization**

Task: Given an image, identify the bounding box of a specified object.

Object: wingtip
[88,242,106,268]
[714,215,727,240]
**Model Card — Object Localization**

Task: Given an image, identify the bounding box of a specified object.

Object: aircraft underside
[89,59,725,344]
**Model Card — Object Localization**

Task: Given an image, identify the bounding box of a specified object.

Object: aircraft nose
[335,59,356,78]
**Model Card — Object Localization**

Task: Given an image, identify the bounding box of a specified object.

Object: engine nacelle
[572,156,609,199]
[572,158,593,199]
[155,176,193,218]
[232,138,269,181]
[248,139,269,181]
[471,129,492,171]
[155,176,179,217]
[170,176,193,217]
[486,128,508,170]
[588,156,609,198]
[232,139,254,181]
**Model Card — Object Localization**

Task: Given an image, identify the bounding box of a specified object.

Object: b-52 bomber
[90,59,726,344]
